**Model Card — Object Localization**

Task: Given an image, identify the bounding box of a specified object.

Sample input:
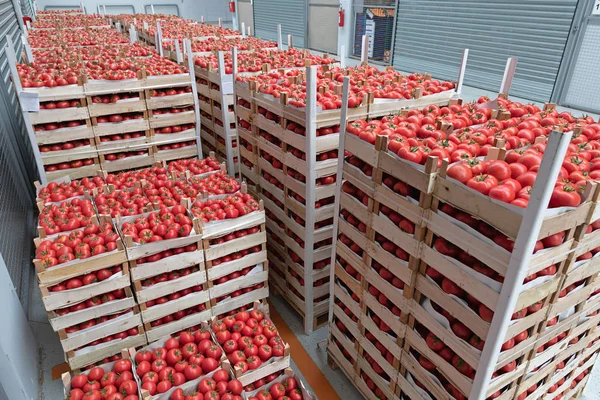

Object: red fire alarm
[338,7,345,27]
[229,1,236,12]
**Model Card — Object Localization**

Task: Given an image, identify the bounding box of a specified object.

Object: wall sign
[593,0,600,15]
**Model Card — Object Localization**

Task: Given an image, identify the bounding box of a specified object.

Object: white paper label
[593,0,600,14]
[21,91,40,112]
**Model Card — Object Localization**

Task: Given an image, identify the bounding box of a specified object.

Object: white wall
[35,0,232,22]
[0,255,38,400]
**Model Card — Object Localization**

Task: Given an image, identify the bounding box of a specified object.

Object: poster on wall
[593,0,600,15]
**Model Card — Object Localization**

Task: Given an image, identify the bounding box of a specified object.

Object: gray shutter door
[253,0,306,48]
[0,0,36,309]
[392,0,577,102]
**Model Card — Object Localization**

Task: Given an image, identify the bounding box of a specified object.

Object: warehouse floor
[31,78,599,399]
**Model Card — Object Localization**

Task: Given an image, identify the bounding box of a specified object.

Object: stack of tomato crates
[234,69,341,333]
[26,80,100,181]
[107,164,212,343]
[16,14,203,184]
[326,79,600,399]
[86,74,155,173]
[189,184,269,319]
[145,73,199,162]
[34,193,146,370]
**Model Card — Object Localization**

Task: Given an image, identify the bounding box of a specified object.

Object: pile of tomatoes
[190,193,261,221]
[212,310,285,376]
[133,331,227,395]
[35,220,120,267]
[167,158,222,177]
[38,198,95,234]
[121,205,195,244]
[246,377,307,400]
[188,172,240,196]
[242,66,455,110]
[195,48,334,74]
[94,188,155,218]
[448,136,598,208]
[67,359,138,400]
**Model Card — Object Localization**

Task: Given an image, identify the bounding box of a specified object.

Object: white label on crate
[20,91,39,112]
[593,0,600,15]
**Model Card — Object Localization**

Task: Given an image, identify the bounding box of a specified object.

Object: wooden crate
[35,121,95,146]
[45,160,102,181]
[99,147,155,172]
[148,109,196,129]
[34,216,127,286]
[30,102,90,126]
[62,350,137,397]
[130,241,211,342]
[92,115,150,137]
[241,369,316,400]
[87,92,147,118]
[211,302,291,386]
[40,143,98,166]
[48,286,136,332]
[39,262,131,313]
[118,206,203,260]
[128,324,229,399]
[66,326,146,370]
[59,305,143,353]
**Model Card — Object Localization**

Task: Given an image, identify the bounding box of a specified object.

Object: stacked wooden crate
[13,18,202,184]
[145,74,199,162]
[194,54,240,176]
[86,74,154,172]
[34,202,146,369]
[27,83,100,181]
[326,83,600,399]
[190,186,269,318]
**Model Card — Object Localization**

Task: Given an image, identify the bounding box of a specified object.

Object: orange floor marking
[52,362,70,380]
[269,305,341,400]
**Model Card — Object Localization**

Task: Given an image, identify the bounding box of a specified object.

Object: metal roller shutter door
[253,0,306,48]
[0,0,36,309]
[392,0,577,102]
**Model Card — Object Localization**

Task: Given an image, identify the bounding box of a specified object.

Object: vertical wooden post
[339,44,346,68]
[150,5,155,14]
[129,25,136,44]
[218,51,235,175]
[455,48,469,97]
[232,47,242,179]
[22,34,33,63]
[247,25,252,36]
[327,76,351,326]
[156,21,164,57]
[277,24,283,49]
[499,57,518,96]
[5,37,46,185]
[470,131,573,400]
[184,39,203,159]
[288,34,293,49]
[303,66,318,334]
[218,18,222,27]
[241,22,246,38]
[175,40,183,64]
[102,5,106,16]
[361,34,369,64]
